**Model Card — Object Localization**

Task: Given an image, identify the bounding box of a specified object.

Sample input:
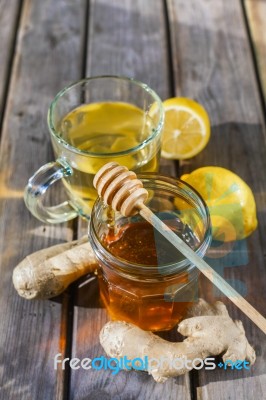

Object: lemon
[181,167,258,241]
[161,97,211,159]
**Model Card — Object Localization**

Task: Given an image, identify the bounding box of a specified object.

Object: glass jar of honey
[89,174,211,331]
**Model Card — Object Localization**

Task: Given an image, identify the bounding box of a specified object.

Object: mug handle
[24,159,79,223]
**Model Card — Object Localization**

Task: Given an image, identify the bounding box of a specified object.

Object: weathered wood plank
[0,0,21,121]
[167,0,266,398]
[70,1,190,399]
[245,0,266,106]
[86,0,170,101]
[0,0,85,398]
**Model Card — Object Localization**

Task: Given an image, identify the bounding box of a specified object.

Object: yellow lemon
[181,166,258,241]
[161,97,211,159]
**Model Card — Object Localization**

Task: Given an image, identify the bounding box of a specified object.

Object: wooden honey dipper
[93,162,266,334]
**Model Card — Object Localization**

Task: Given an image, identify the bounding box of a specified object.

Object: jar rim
[89,173,212,276]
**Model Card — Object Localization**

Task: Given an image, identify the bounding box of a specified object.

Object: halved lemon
[161,97,211,159]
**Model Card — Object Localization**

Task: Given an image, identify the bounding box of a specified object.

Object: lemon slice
[180,166,258,240]
[161,97,211,159]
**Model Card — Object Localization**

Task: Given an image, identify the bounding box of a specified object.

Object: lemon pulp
[161,97,211,159]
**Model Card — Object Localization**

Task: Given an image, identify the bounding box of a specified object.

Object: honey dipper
[93,162,266,335]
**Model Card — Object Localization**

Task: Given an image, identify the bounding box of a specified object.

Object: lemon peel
[180,166,258,241]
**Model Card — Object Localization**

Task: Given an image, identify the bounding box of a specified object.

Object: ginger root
[12,236,98,299]
[100,299,256,382]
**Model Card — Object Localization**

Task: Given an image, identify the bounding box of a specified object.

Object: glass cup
[89,174,212,331]
[24,76,164,223]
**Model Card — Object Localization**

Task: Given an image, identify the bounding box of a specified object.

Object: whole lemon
[181,166,258,241]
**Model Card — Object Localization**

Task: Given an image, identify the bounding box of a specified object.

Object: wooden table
[1,1,266,399]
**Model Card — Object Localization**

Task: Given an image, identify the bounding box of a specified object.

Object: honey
[97,220,197,331]
[89,174,211,331]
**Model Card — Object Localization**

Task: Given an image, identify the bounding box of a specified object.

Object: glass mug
[89,174,212,331]
[24,76,164,223]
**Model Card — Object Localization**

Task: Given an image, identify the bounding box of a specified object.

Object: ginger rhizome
[100,299,256,382]
[12,237,98,299]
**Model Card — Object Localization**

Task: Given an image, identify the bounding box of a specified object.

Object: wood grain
[0,0,21,121]
[0,0,85,398]
[167,0,266,398]
[86,0,170,101]
[70,1,189,399]
[1,0,265,398]
[245,0,266,105]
